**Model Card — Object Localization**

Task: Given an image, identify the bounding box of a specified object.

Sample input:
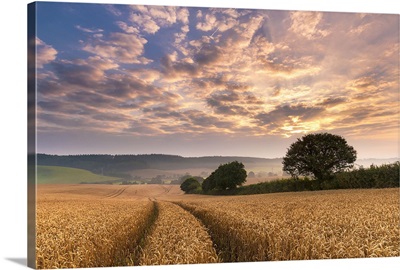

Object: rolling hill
[36,154,398,182]
[37,154,284,179]
[37,165,120,184]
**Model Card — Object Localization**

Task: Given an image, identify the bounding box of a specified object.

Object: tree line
[180,133,399,194]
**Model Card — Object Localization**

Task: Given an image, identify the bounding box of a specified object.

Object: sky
[33,2,399,159]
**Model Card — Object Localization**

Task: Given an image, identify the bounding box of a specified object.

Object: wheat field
[177,188,400,261]
[36,185,399,268]
[139,201,220,265]
[36,191,154,268]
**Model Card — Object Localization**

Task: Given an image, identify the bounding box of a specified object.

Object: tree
[180,177,201,193]
[149,175,163,184]
[178,174,192,184]
[283,133,357,182]
[248,171,256,178]
[191,176,204,183]
[175,175,203,185]
[204,161,247,191]
[202,171,217,192]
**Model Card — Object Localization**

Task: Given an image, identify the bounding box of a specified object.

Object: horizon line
[35,152,400,160]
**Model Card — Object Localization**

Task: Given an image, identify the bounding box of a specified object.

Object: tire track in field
[128,200,159,266]
[103,188,121,198]
[138,201,221,265]
[134,185,172,200]
[104,187,128,198]
[173,202,230,262]
[151,185,170,197]
[109,187,127,198]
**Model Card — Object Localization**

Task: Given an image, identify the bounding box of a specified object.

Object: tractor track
[104,187,128,198]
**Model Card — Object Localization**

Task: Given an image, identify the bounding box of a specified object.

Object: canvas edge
[27,2,37,269]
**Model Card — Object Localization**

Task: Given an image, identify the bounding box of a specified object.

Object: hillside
[37,165,120,184]
[36,154,398,182]
[37,154,284,179]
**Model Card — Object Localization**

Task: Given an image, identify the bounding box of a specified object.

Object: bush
[201,162,399,196]
[333,162,399,189]
[180,178,201,193]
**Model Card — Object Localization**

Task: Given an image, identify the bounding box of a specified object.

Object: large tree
[202,171,216,192]
[283,133,357,182]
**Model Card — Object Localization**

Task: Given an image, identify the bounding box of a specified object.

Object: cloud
[129,5,190,34]
[37,78,64,96]
[38,55,119,100]
[174,25,190,44]
[38,100,99,116]
[128,68,161,83]
[160,54,199,78]
[195,8,240,32]
[82,32,152,64]
[130,13,160,34]
[256,104,325,134]
[65,91,115,107]
[207,102,249,116]
[142,105,184,119]
[116,21,139,34]
[257,56,321,78]
[196,13,217,31]
[194,45,222,65]
[123,123,161,135]
[323,116,398,139]
[92,112,131,122]
[75,25,103,33]
[205,89,265,120]
[102,75,161,99]
[36,5,399,147]
[177,8,190,24]
[36,37,57,68]
[105,4,123,16]
[51,61,102,88]
[289,11,329,40]
[117,102,140,110]
[245,36,322,80]
[147,6,178,25]
[184,110,235,130]
[348,76,376,90]
[50,56,118,87]
[39,113,117,132]
[317,97,347,107]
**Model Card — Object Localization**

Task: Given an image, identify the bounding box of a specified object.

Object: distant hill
[37,165,120,184]
[37,154,283,179]
[36,154,398,182]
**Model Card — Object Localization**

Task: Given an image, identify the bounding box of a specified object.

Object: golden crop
[139,201,220,265]
[36,185,399,268]
[36,187,154,268]
[177,188,400,261]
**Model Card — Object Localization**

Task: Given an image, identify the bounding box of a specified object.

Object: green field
[37,166,119,184]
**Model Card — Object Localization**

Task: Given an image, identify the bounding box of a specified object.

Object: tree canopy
[282,133,357,182]
[180,177,201,193]
[202,161,247,191]
[202,171,217,192]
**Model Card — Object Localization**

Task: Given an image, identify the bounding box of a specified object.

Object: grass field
[37,166,120,184]
[35,184,400,268]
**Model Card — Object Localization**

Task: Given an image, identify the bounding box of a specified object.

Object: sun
[281,118,321,138]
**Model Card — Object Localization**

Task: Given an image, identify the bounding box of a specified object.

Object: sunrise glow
[34,3,399,158]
